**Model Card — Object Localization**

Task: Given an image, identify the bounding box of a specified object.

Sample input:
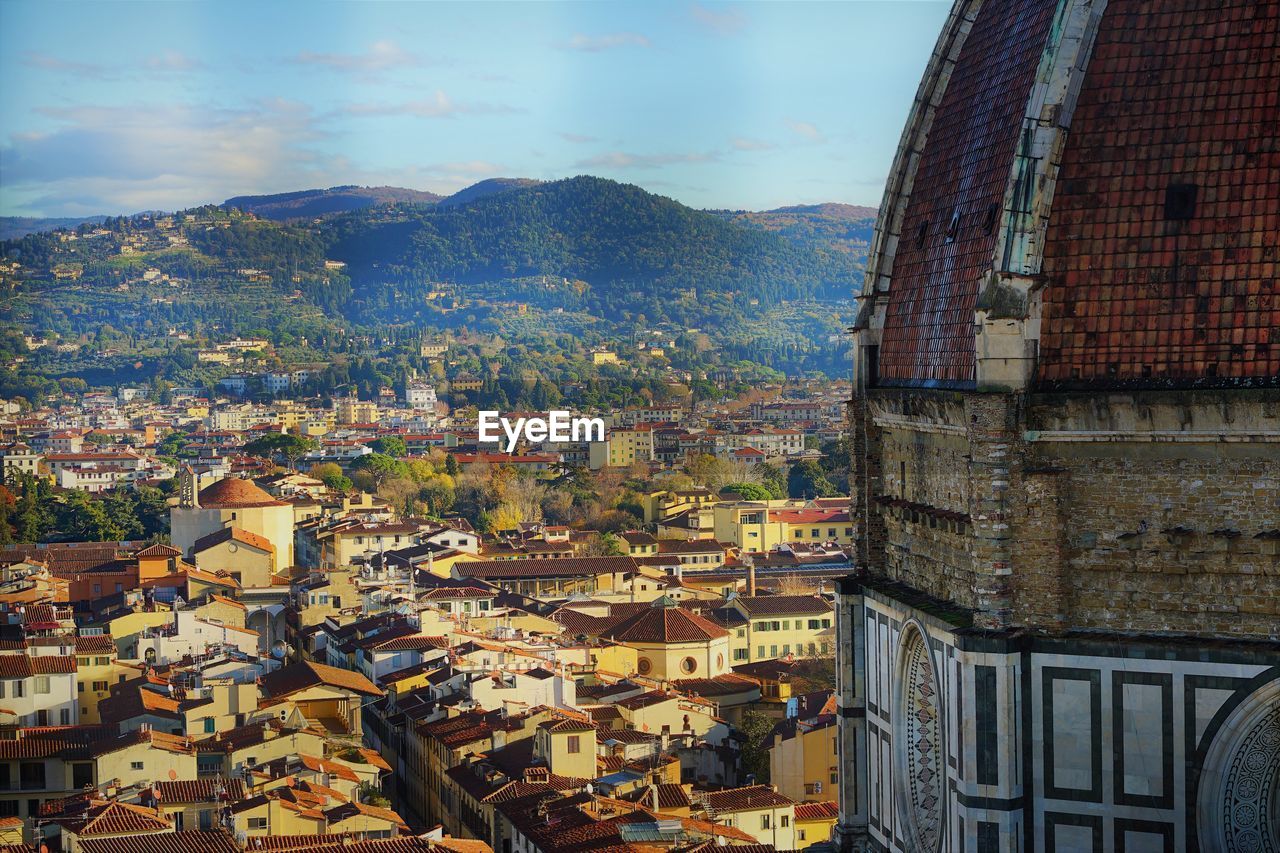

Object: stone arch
[892,621,945,853]
[1197,671,1280,853]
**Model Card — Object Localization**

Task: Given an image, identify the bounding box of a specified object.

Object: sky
[0,1,949,218]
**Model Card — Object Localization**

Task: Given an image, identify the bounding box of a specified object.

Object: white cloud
[21,51,205,79]
[562,32,652,52]
[0,96,515,215]
[337,91,516,120]
[786,119,825,142]
[691,3,746,35]
[294,40,429,74]
[731,137,775,151]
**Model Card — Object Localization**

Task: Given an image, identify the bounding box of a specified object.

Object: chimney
[746,555,756,596]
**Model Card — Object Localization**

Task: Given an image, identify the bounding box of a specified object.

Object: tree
[244,433,318,470]
[309,463,352,493]
[369,436,408,457]
[352,453,409,490]
[723,482,772,501]
[444,453,460,476]
[686,454,735,491]
[787,459,837,499]
[736,710,775,785]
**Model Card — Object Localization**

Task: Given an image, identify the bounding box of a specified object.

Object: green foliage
[736,710,775,785]
[369,436,408,457]
[787,458,838,499]
[352,453,410,489]
[723,482,773,501]
[0,474,168,544]
[243,433,318,469]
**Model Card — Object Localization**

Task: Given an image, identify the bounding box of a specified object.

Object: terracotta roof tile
[877,0,1060,387]
[1038,0,1280,388]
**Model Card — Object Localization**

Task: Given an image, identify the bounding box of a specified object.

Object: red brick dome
[197,477,284,508]
[860,0,1279,391]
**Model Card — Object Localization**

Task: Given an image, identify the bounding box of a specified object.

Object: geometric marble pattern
[900,627,942,852]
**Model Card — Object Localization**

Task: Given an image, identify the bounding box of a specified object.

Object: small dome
[197,477,284,508]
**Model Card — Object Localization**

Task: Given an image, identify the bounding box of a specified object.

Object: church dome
[860,0,1279,391]
[196,477,285,508]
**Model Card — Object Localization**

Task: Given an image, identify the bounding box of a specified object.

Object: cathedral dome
[860,0,1279,391]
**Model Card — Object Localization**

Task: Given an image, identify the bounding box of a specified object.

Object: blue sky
[0,1,948,217]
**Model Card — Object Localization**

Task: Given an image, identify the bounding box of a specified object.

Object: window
[78,683,84,693]
[34,677,49,695]
[828,528,836,538]
[757,646,765,658]
[783,645,790,655]
[248,817,268,830]
[760,814,771,830]
[821,619,831,628]
[637,658,652,675]
[770,645,778,657]
[799,830,807,841]
[567,735,580,754]
[131,761,144,771]
[781,815,790,828]
[95,657,109,666]
[0,682,5,699]
[811,529,819,538]
[736,629,745,638]
[782,620,790,630]
[204,717,216,733]
[680,657,697,674]
[19,763,45,790]
[60,709,70,725]
[734,649,748,661]
[72,763,92,789]
[808,619,820,630]
[94,681,108,692]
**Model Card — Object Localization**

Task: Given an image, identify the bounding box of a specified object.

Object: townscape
[0,376,852,852]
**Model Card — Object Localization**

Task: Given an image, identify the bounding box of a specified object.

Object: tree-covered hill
[325,176,862,319]
[223,185,442,220]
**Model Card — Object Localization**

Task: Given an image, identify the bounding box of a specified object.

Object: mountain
[724,202,878,258]
[767,202,878,219]
[0,216,109,241]
[437,178,543,208]
[323,176,861,323]
[223,185,442,220]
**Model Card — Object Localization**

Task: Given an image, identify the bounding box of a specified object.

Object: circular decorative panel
[895,625,942,853]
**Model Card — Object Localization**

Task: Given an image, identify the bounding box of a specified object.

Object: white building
[404,381,438,410]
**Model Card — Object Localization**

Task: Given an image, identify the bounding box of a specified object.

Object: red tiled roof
[795,801,840,821]
[1037,0,1280,388]
[197,477,286,508]
[80,832,240,853]
[0,655,77,678]
[876,0,1059,386]
[75,635,116,654]
[701,784,795,813]
[134,544,182,558]
[153,777,245,803]
[259,660,382,698]
[57,801,172,836]
[192,526,275,554]
[602,601,728,644]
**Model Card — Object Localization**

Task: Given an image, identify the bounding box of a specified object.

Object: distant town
[0,357,852,851]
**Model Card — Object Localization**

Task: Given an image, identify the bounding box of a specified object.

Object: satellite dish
[168,769,178,780]
[585,783,593,795]
[271,640,288,660]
